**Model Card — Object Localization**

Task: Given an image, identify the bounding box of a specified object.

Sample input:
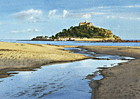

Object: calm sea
[2,39,140,46]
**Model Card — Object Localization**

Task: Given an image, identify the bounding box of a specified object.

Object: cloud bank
[12,6,140,22]
[13,9,42,20]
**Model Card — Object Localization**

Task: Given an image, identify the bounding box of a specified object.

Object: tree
[45,36,48,38]
[62,29,67,32]
[51,35,55,39]
[70,26,74,30]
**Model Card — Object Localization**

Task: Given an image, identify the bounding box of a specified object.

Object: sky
[0,0,140,40]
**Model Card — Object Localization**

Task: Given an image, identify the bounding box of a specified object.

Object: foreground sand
[0,42,88,78]
[1,42,140,98]
[80,46,140,99]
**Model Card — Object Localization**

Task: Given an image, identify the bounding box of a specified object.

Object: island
[31,20,119,41]
[32,20,140,42]
[53,20,121,41]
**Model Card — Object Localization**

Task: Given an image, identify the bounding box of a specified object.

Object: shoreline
[79,46,140,99]
[0,57,89,78]
[0,42,88,78]
[1,42,140,98]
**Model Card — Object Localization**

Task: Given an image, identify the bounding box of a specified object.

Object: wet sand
[0,42,88,78]
[1,42,140,98]
[80,46,140,99]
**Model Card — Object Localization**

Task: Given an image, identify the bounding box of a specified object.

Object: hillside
[53,25,120,40]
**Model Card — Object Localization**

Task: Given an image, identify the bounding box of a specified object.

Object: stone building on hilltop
[79,20,93,26]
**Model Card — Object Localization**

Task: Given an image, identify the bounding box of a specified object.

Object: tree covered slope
[53,25,120,39]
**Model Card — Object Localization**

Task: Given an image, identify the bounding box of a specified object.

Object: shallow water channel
[0,48,131,99]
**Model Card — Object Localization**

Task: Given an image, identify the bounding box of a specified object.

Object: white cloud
[106,16,126,19]
[120,17,125,19]
[11,31,19,33]
[97,6,111,9]
[124,5,140,8]
[106,16,110,18]
[96,5,140,9]
[62,10,94,19]
[125,6,134,8]
[106,15,140,20]
[30,16,34,19]
[94,12,104,15]
[80,5,140,21]
[27,29,40,32]
[97,7,103,9]
[106,16,115,19]
[13,9,42,20]
[48,10,57,17]
[34,29,40,32]
[112,16,115,18]
[27,29,31,32]
[82,14,91,19]
[63,10,69,18]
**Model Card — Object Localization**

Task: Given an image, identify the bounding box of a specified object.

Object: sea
[2,39,140,46]
[0,39,138,99]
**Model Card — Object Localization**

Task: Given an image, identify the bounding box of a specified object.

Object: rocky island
[53,20,121,41]
[32,20,121,42]
[32,20,140,42]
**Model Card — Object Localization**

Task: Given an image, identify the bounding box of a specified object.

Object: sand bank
[1,42,140,98]
[0,42,88,78]
[79,46,140,99]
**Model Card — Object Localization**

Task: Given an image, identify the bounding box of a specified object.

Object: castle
[79,20,93,26]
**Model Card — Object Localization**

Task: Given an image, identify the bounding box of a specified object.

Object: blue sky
[0,0,140,39]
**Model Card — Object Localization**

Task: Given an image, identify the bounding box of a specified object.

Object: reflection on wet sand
[0,59,127,99]
[0,47,131,99]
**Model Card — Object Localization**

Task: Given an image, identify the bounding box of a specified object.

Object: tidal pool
[0,59,127,99]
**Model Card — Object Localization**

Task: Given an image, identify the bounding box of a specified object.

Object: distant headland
[31,20,140,42]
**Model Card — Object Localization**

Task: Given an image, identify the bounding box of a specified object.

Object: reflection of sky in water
[0,59,127,99]
[64,47,135,60]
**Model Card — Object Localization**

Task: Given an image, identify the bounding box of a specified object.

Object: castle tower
[79,20,93,26]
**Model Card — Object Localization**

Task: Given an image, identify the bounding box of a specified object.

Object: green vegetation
[45,36,48,38]
[52,25,120,39]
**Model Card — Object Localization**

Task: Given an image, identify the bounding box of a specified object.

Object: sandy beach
[1,42,140,98]
[0,42,88,78]
[80,46,140,99]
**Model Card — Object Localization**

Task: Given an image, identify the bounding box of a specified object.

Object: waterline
[0,59,127,99]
